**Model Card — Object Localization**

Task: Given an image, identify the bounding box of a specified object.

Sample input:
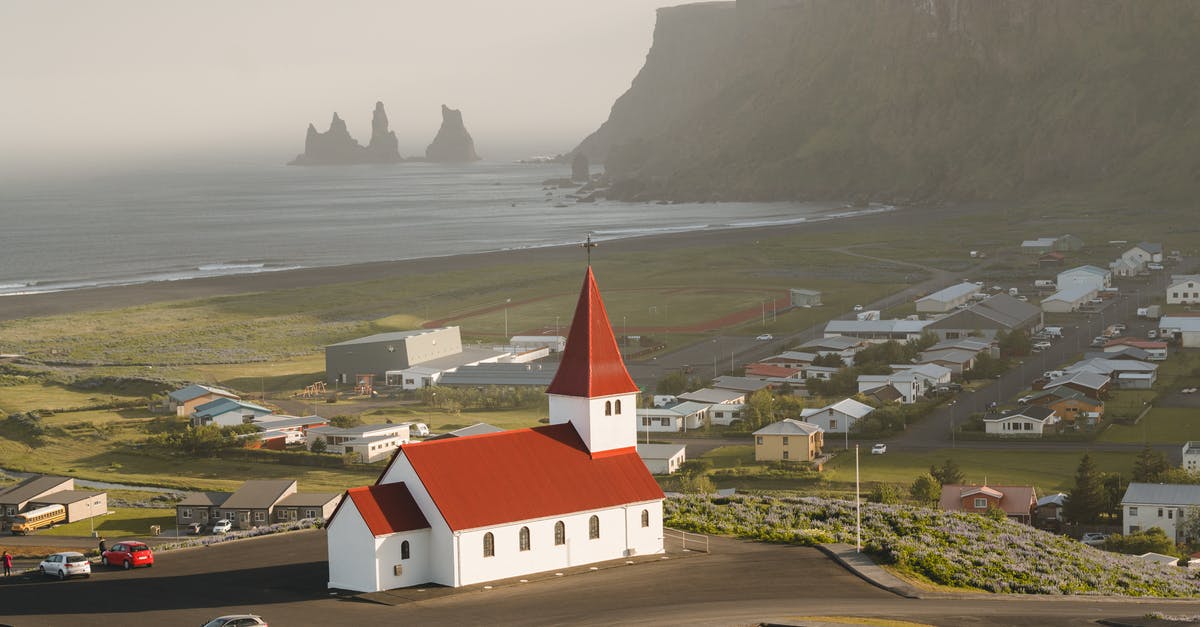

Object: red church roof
[545,267,639,398]
[399,423,663,531]
[331,482,430,537]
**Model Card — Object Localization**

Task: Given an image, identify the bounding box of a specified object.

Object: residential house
[251,415,329,446]
[923,294,1043,342]
[1088,347,1154,362]
[1159,316,1200,348]
[273,492,340,523]
[892,363,953,388]
[753,420,824,462]
[861,385,905,404]
[983,406,1061,436]
[325,267,664,592]
[168,384,239,417]
[926,338,998,357]
[175,479,339,531]
[1110,256,1141,278]
[940,484,1037,523]
[1020,238,1058,254]
[800,335,866,364]
[1121,482,1200,542]
[916,348,977,375]
[743,363,806,382]
[707,403,744,426]
[190,398,273,427]
[712,376,775,394]
[28,490,108,524]
[752,351,819,371]
[1056,265,1111,291]
[425,423,504,441]
[824,319,931,343]
[1167,275,1200,305]
[789,289,822,307]
[678,388,746,405]
[1040,285,1099,313]
[916,282,980,314]
[636,408,700,433]
[1067,358,1158,389]
[1038,252,1066,268]
[1024,387,1104,427]
[857,372,922,404]
[1123,242,1164,268]
[1035,493,1068,526]
[637,443,687,475]
[802,365,840,381]
[307,423,412,463]
[1040,371,1111,399]
[1182,442,1200,472]
[175,492,228,529]
[212,479,299,530]
[799,398,874,434]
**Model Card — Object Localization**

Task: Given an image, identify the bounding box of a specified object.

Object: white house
[511,335,567,353]
[1121,483,1200,542]
[326,267,664,592]
[799,398,874,434]
[1159,316,1200,348]
[636,405,704,433]
[916,282,980,314]
[1182,442,1200,472]
[637,443,686,475]
[343,434,409,463]
[1124,242,1163,267]
[856,372,921,404]
[892,363,953,388]
[1040,285,1098,313]
[984,406,1060,436]
[1167,275,1200,305]
[707,403,744,426]
[824,319,930,343]
[1056,265,1111,291]
[307,424,411,454]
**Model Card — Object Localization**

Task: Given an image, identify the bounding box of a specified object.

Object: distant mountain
[289,101,403,166]
[577,0,1200,204]
[425,105,481,163]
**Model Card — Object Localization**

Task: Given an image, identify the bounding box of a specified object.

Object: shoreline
[0,204,917,322]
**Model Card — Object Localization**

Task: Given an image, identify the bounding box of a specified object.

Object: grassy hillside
[582,0,1200,205]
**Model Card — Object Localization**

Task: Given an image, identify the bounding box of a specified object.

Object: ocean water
[0,161,887,297]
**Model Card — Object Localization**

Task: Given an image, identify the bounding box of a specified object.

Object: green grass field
[38,507,176,539]
[1099,407,1200,444]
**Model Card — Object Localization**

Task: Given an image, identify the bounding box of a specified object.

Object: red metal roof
[400,423,663,531]
[545,267,639,398]
[334,483,430,537]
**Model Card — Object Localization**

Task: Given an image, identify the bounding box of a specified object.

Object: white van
[1034,280,1055,288]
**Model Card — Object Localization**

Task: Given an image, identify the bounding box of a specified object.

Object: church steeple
[546,266,639,455]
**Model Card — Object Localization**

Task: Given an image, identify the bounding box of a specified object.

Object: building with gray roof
[1122,482,1200,541]
[325,327,463,385]
[916,282,981,313]
[436,361,558,387]
[923,294,1042,341]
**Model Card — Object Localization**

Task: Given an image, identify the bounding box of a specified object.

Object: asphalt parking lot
[5,530,1200,626]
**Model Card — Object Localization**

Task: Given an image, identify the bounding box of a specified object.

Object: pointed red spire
[546,267,640,398]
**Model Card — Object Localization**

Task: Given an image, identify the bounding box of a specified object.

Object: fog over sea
[0,161,891,297]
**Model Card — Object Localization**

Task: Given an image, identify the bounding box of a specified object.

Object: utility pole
[855,444,861,553]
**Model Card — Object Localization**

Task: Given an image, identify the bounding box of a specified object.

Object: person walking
[3,551,12,576]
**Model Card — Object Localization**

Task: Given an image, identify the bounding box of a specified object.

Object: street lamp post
[504,298,511,341]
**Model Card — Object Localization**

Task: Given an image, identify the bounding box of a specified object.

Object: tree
[811,353,844,368]
[985,505,1008,521]
[909,474,941,505]
[743,389,775,430]
[1132,445,1170,482]
[870,483,900,504]
[1178,506,1200,544]
[656,371,696,396]
[677,474,715,494]
[310,438,328,454]
[1100,473,1129,520]
[930,459,965,486]
[1104,527,1178,557]
[997,329,1031,358]
[1066,453,1106,524]
[328,415,361,428]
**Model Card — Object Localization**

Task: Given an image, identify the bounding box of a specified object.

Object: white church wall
[377,451,457,586]
[548,392,638,453]
[375,528,432,590]
[623,501,665,558]
[326,502,381,592]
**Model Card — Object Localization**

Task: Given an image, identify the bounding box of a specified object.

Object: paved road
[5,529,1200,626]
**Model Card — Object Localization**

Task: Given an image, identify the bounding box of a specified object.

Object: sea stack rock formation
[425,105,481,162]
[288,102,402,166]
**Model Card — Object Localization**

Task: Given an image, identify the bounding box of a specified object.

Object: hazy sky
[1,0,673,178]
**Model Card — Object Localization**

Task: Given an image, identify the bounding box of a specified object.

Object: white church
[326,267,666,592]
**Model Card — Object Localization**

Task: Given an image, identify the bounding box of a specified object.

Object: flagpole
[855,443,861,553]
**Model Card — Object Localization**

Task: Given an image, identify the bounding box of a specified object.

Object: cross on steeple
[581,234,598,265]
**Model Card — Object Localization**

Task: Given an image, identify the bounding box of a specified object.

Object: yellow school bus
[10,504,66,534]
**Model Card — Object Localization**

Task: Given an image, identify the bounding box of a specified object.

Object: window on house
[589,515,600,540]
[181,508,191,519]
[642,417,651,426]
[483,532,495,557]
[660,418,670,427]
[519,526,531,551]
[1169,509,1174,520]
[783,451,789,460]
[830,420,838,430]
[1129,507,1138,516]
[554,521,565,546]
[305,509,317,519]
[974,498,987,508]
[254,511,266,522]
[615,399,622,414]
[783,436,789,445]
[401,540,410,560]
[605,401,612,416]
[641,509,650,528]
[1158,508,1164,517]
[756,436,763,445]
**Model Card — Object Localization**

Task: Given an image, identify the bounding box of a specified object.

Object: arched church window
[605,401,612,416]
[589,515,600,540]
[519,526,531,551]
[641,509,650,528]
[554,521,565,546]
[401,540,410,560]
[615,399,622,414]
[483,532,495,557]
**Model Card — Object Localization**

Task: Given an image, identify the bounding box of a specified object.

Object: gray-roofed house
[0,475,74,521]
[28,490,108,524]
[916,282,981,313]
[425,423,505,441]
[799,398,874,434]
[436,362,558,388]
[824,319,931,343]
[712,376,774,394]
[983,406,1061,436]
[678,388,746,405]
[1041,371,1112,398]
[753,420,823,462]
[922,293,1042,342]
[191,398,274,427]
[637,443,687,475]
[1056,265,1111,291]
[1121,482,1200,542]
[789,289,822,307]
[1159,316,1200,348]
[1036,493,1068,525]
[1041,285,1099,313]
[274,492,340,522]
[1183,442,1200,472]
[917,348,978,374]
[386,347,511,389]
[168,384,239,417]
[215,479,298,530]
[176,492,230,528]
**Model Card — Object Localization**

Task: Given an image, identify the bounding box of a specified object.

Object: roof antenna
[581,233,598,266]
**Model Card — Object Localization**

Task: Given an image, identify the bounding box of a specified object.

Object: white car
[755,334,774,341]
[1081,532,1107,547]
[1032,341,1051,350]
[202,615,269,627]
[212,519,233,534]
[870,443,887,455]
[39,551,91,580]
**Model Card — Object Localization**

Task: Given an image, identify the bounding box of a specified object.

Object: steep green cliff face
[577,0,1200,203]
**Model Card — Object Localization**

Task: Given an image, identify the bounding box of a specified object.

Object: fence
[664,527,710,553]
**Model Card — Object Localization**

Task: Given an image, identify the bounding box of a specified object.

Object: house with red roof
[326,267,665,592]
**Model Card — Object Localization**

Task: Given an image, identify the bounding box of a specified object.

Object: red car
[101,541,154,569]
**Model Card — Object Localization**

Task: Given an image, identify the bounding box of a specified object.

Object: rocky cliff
[425,105,481,162]
[289,102,403,165]
[578,0,1200,203]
